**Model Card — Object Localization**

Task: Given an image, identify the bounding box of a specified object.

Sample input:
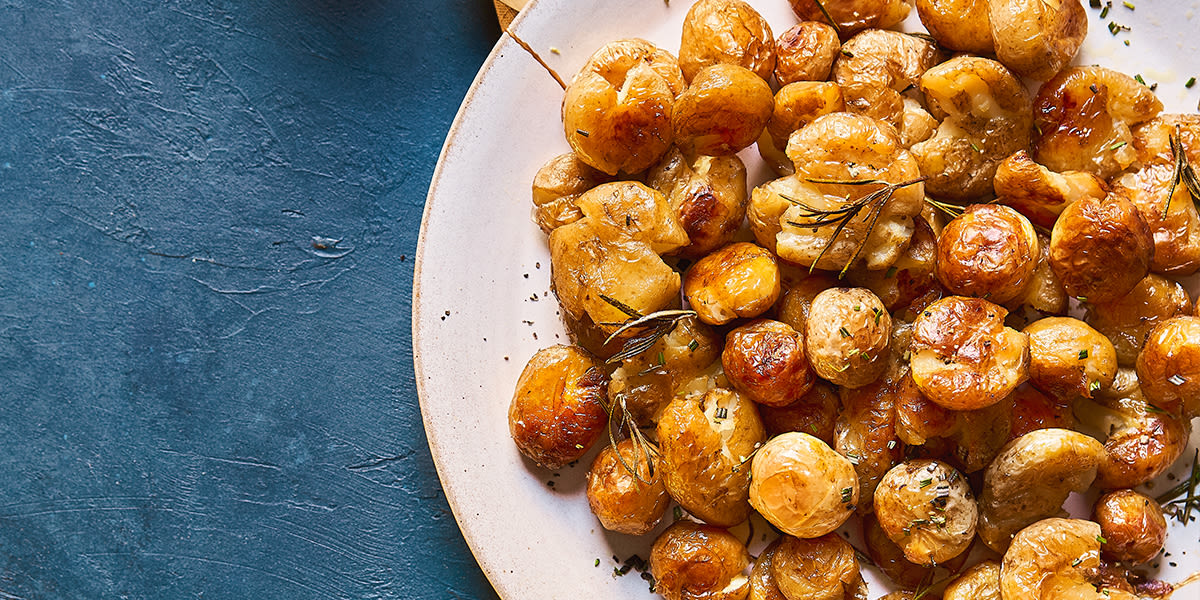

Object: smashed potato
[651,520,751,600]
[771,534,863,600]
[993,150,1106,231]
[647,148,749,259]
[679,0,775,83]
[832,30,941,128]
[1135,315,1200,418]
[1022,317,1117,399]
[1082,368,1190,489]
[1086,274,1191,367]
[531,152,612,234]
[805,288,892,388]
[684,242,781,326]
[874,459,977,566]
[774,22,840,85]
[1092,489,1168,566]
[1000,518,1133,600]
[1048,195,1154,304]
[509,345,610,470]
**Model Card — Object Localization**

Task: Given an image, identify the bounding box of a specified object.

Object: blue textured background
[0,1,501,598]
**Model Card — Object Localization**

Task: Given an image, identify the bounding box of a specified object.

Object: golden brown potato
[531,152,612,234]
[846,216,939,314]
[777,273,839,335]
[674,64,774,157]
[1049,195,1154,304]
[771,534,862,600]
[562,39,685,175]
[1136,316,1200,418]
[765,82,844,152]
[748,174,803,251]
[586,439,669,535]
[658,389,766,527]
[935,204,1039,304]
[993,150,1107,231]
[684,242,781,326]
[916,0,993,54]
[723,320,815,408]
[679,0,775,83]
[874,460,976,566]
[749,432,858,538]
[943,560,1001,600]
[986,0,1087,81]
[1086,274,1191,367]
[1007,232,1068,316]
[1000,518,1133,600]
[1022,317,1117,399]
[805,288,892,388]
[835,366,905,512]
[950,394,1015,473]
[607,316,723,426]
[509,345,610,469]
[774,22,840,85]
[749,541,787,600]
[862,514,931,589]
[1092,489,1168,566]
[895,374,957,446]
[759,381,839,443]
[1033,67,1163,179]
[910,296,1030,410]
[911,56,1033,201]
[977,429,1105,552]
[788,0,911,38]
[646,148,749,259]
[832,30,942,129]
[899,98,940,149]
[651,520,751,600]
[1009,384,1073,440]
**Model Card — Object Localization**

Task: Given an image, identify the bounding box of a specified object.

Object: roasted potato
[916,0,994,54]
[759,381,839,443]
[900,98,940,149]
[833,30,942,129]
[977,428,1105,552]
[674,64,774,157]
[836,366,905,511]
[749,432,858,538]
[1049,195,1154,304]
[788,0,911,39]
[678,0,775,83]
[1007,232,1068,316]
[774,22,840,85]
[935,204,1039,304]
[563,39,685,175]
[950,393,1015,473]
[943,560,1001,600]
[1135,315,1200,418]
[608,316,723,425]
[895,373,957,447]
[586,439,670,535]
[509,345,610,469]
[1022,317,1117,399]
[777,273,839,335]
[910,296,1030,410]
[993,150,1106,231]
[765,82,844,153]
[531,152,612,234]
[1000,518,1131,600]
[806,288,892,388]
[874,459,977,566]
[748,174,804,251]
[684,242,781,326]
[647,148,749,259]
[651,520,751,600]
[1009,384,1073,439]
[986,0,1087,81]
[723,319,815,407]
[847,216,939,314]
[1092,489,1168,566]
[771,534,862,600]
[658,388,766,527]
[1086,274,1191,367]
[862,513,931,589]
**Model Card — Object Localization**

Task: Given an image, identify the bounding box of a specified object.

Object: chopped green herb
[872,307,883,325]
[887,440,897,449]
[713,406,729,421]
[1079,349,1089,359]
[595,558,601,567]
[886,266,898,278]
[853,305,862,311]
[1123,1,1134,8]
[811,0,841,32]
[841,487,854,503]
[673,506,683,521]
[657,351,665,365]
[576,129,590,137]
[970,141,984,153]
[1089,0,1101,7]
[839,326,851,338]
[919,478,933,488]
[1097,535,1108,544]
[1188,77,1197,89]
[1072,557,1082,567]
[1124,40,1131,46]
[1109,21,1130,35]
[1090,380,1102,393]
[840,48,854,58]
[1145,403,1168,414]
[687,339,699,352]
[1100,4,1111,17]
[1109,141,1127,151]
[1134,73,1147,85]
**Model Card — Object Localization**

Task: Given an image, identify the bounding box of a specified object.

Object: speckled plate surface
[414,1,1200,598]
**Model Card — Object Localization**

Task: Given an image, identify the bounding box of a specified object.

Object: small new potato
[916,0,994,54]
[777,273,838,335]
[765,82,844,152]
[651,520,751,600]
[788,0,911,38]
[608,315,722,426]
[508,345,610,469]
[749,540,788,600]
[993,149,1106,230]
[835,369,907,511]
[531,152,611,234]
[679,0,775,83]
[1000,518,1133,600]
[774,22,840,85]
[586,439,669,535]
[833,30,942,129]
[874,460,977,566]
[770,534,862,600]
[1136,315,1200,417]
[647,148,749,259]
[910,296,1030,411]
[1049,195,1154,304]
[1008,232,1068,316]
[862,514,931,589]
[805,288,891,389]
[943,560,1001,600]
[1086,369,1190,489]
[673,64,774,157]
[749,432,858,539]
[1022,317,1117,399]
[935,204,1039,304]
[1086,274,1191,366]
[986,0,1087,81]
[1092,489,1168,565]
[723,319,815,408]
[684,242,781,326]
[759,381,839,443]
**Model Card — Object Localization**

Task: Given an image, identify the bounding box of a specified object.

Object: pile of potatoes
[509,0,1200,598]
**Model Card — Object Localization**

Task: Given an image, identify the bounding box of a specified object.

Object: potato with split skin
[658,388,766,527]
[835,365,905,512]
[1022,317,1117,399]
[993,150,1107,231]
[647,148,749,259]
[788,0,911,39]
[935,204,1039,304]
[770,534,862,600]
[673,64,774,157]
[1001,518,1139,600]
[759,380,839,443]
[986,0,1087,81]
[862,514,931,589]
[774,22,840,85]
[608,316,723,426]
[1092,489,1168,566]
[832,30,942,129]
[679,0,775,84]
[1086,274,1191,367]
[586,439,670,535]
[1049,195,1154,304]
[509,345,610,470]
[1007,232,1067,316]
[684,242,781,326]
[806,288,892,389]
[874,459,977,566]
[916,0,994,54]
[899,98,939,149]
[531,152,612,235]
[910,296,1029,411]
[750,432,858,539]
[562,39,685,175]
[1136,315,1200,418]
[944,560,1001,600]
[651,520,751,600]
[847,216,939,314]
[723,319,815,408]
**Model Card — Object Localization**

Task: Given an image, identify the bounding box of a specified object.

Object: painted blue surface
[0,1,501,598]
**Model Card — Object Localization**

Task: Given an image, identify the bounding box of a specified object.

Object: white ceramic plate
[414,2,1200,598]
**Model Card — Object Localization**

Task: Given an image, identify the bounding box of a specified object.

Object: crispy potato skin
[774,22,840,85]
[509,345,610,469]
[1007,232,1068,316]
[1092,490,1168,566]
[674,64,774,157]
[749,540,789,600]
[777,273,839,334]
[1022,317,1117,399]
[1086,274,1191,367]
[679,0,775,83]
[874,460,977,566]
[916,0,994,54]
[833,30,941,128]
[847,216,939,314]
[935,204,1039,304]
[685,242,782,326]
[658,389,766,527]
[771,534,862,600]
[1049,195,1154,304]
[766,82,844,151]
[1000,519,1125,600]
[862,514,931,589]
[1085,369,1191,489]
[788,0,911,38]
[531,153,612,234]
[651,520,751,600]
[759,381,840,443]
[1136,315,1200,418]
[944,560,1002,600]
[806,288,892,388]
[723,319,815,408]
[1008,384,1073,440]
[750,432,858,538]
[563,39,685,175]
[993,149,1107,231]
[647,148,749,259]
[835,366,905,511]
[586,439,669,535]
[986,0,1087,81]
[608,316,722,426]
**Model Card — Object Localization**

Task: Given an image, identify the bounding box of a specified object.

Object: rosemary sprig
[784,176,927,277]
[1156,448,1200,524]
[924,197,964,219]
[602,390,660,484]
[810,0,840,33]
[1161,125,1200,218]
